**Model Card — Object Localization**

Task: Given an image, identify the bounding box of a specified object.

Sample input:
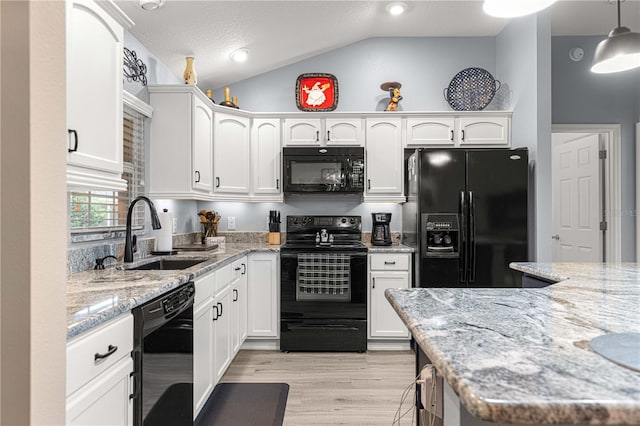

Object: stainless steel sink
[124,258,207,271]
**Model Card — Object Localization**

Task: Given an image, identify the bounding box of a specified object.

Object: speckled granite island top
[67,243,278,340]
[385,263,640,425]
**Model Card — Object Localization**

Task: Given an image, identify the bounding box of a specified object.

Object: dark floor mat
[195,382,289,426]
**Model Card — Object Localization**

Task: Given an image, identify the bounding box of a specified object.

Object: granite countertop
[66,243,279,340]
[385,262,640,425]
[365,243,414,253]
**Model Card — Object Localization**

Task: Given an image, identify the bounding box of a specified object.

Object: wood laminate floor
[220,350,417,426]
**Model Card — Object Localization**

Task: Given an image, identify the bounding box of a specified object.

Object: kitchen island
[385,262,640,425]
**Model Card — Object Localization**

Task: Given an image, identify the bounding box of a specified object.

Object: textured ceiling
[115,0,640,90]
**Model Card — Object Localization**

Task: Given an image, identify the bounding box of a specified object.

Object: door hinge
[599,150,607,160]
[600,221,608,231]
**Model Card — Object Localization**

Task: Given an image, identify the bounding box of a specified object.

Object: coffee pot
[371,212,392,246]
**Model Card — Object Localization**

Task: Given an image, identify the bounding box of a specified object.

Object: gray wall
[495,13,552,261]
[220,37,497,112]
[552,35,640,261]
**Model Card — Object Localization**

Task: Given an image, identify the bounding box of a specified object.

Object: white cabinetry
[213,284,233,382]
[405,114,510,148]
[66,314,134,426]
[231,257,248,354]
[66,0,129,191]
[365,118,404,202]
[283,118,364,146]
[247,252,279,338]
[193,271,215,417]
[148,86,214,200]
[214,113,251,197]
[251,118,282,201]
[368,253,411,340]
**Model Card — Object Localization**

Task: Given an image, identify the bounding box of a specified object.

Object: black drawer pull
[94,344,118,361]
[384,261,396,265]
[68,129,78,153]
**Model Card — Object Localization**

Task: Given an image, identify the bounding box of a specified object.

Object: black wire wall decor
[123,47,148,86]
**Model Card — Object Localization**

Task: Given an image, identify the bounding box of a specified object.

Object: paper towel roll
[155,209,173,252]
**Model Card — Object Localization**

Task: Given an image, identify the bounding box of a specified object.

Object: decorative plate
[295,73,338,112]
[444,67,500,111]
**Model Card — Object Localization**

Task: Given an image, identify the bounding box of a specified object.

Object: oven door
[280,250,367,351]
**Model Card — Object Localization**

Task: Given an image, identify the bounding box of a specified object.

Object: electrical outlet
[228,216,236,231]
[172,218,177,233]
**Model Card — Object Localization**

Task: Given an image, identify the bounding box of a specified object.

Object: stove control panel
[287,215,361,233]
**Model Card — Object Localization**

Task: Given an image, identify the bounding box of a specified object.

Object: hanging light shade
[483,0,557,18]
[591,0,640,74]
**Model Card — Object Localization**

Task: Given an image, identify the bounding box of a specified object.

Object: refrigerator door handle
[460,191,468,283]
[468,190,476,283]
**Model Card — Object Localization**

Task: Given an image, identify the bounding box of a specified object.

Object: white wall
[1,1,67,423]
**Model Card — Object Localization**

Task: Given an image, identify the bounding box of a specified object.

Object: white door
[552,134,602,262]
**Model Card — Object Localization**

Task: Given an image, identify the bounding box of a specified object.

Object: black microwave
[283,147,365,194]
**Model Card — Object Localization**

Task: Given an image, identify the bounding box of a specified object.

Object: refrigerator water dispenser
[422,213,459,258]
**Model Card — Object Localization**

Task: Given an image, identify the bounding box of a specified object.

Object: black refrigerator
[402,148,528,288]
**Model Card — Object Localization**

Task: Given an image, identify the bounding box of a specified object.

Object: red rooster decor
[295,73,338,111]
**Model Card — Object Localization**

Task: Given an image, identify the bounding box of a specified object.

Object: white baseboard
[241,339,280,350]
[367,340,411,351]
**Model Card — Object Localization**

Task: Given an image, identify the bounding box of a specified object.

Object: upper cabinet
[66,0,130,191]
[213,112,251,198]
[283,117,364,147]
[251,118,283,201]
[148,86,214,200]
[365,118,404,202]
[405,114,511,148]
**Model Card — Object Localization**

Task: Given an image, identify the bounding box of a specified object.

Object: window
[69,102,147,237]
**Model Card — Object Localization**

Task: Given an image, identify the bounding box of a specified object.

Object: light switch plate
[228,216,236,230]
[172,217,177,233]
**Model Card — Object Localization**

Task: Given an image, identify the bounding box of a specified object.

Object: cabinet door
[247,253,279,338]
[406,117,455,147]
[66,0,124,186]
[66,357,133,426]
[213,286,232,382]
[214,113,250,194]
[458,116,510,146]
[283,119,322,146]
[193,301,214,417]
[192,96,213,193]
[251,119,282,196]
[369,272,410,339]
[365,118,403,197]
[325,118,364,146]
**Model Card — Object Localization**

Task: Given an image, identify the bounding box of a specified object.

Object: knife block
[268,232,281,245]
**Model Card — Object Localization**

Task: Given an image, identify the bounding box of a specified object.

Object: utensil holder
[269,232,281,245]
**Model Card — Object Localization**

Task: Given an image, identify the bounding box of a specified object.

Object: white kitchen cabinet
[148,86,214,200]
[365,118,404,202]
[213,284,233,382]
[283,118,364,146]
[66,314,134,426]
[247,252,279,338]
[458,116,510,146]
[214,112,251,197]
[251,118,282,201]
[193,271,215,418]
[66,0,129,191]
[231,257,248,354]
[368,253,411,339]
[405,115,510,148]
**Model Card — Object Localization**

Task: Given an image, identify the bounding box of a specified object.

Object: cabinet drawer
[215,263,233,293]
[369,254,409,271]
[66,314,133,396]
[194,270,215,306]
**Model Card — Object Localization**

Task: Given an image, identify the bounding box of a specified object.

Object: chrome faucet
[124,196,162,263]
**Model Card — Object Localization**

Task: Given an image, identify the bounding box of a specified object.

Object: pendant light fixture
[591,0,640,74]
[483,0,557,18]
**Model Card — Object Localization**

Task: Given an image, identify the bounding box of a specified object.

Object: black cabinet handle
[129,372,137,400]
[212,304,219,321]
[327,130,330,141]
[68,129,78,153]
[315,130,319,142]
[450,130,454,141]
[461,129,465,141]
[372,277,375,289]
[233,289,238,302]
[216,177,220,188]
[195,170,201,183]
[367,179,371,190]
[235,266,241,271]
[217,302,223,316]
[94,344,117,361]
[276,178,280,190]
[384,261,396,265]
[242,263,246,275]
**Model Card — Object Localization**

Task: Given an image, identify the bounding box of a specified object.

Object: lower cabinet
[213,284,233,382]
[193,271,215,417]
[66,314,134,426]
[368,253,411,339]
[247,252,279,338]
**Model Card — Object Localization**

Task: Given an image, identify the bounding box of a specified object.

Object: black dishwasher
[132,282,195,426]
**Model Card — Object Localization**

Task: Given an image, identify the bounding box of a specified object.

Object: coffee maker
[371,212,392,246]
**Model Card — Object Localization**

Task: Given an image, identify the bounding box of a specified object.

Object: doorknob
[551,234,560,240]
